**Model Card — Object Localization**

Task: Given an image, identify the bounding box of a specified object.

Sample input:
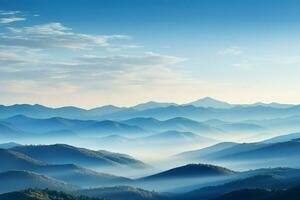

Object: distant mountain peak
[133,101,177,111]
[186,97,233,108]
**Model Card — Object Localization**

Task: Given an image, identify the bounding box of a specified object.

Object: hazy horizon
[1,96,299,109]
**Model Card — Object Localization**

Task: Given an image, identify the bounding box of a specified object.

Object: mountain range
[1,115,147,137]
[0,114,271,142]
[2,98,300,199]
[0,98,298,121]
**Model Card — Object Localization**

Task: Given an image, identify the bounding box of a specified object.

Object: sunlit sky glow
[1,0,300,108]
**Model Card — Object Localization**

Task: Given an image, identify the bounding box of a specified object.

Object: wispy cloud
[0,17,26,24]
[78,52,186,68]
[232,62,253,70]
[218,46,243,55]
[0,10,26,24]
[0,10,22,15]
[3,23,130,49]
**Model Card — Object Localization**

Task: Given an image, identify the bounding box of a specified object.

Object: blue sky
[1,0,300,107]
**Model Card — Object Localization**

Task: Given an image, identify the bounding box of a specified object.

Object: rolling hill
[0,148,45,171]
[182,175,285,200]
[176,139,300,170]
[213,184,300,200]
[0,121,25,137]
[176,141,270,162]
[182,169,300,200]
[76,186,170,200]
[220,140,300,161]
[175,142,238,160]
[0,148,132,188]
[140,164,235,181]
[0,170,76,193]
[263,132,300,143]
[11,144,148,169]
[0,189,104,200]
[39,164,132,188]
[0,142,21,149]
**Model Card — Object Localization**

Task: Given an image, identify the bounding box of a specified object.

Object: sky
[1,0,300,108]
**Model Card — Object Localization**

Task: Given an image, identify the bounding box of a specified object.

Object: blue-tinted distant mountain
[221,140,300,161]
[175,142,238,160]
[0,104,51,118]
[0,121,26,137]
[242,102,295,109]
[202,119,229,126]
[0,104,87,119]
[0,142,21,149]
[199,142,268,160]
[89,105,125,115]
[4,114,78,133]
[0,170,76,193]
[133,101,177,111]
[246,115,300,132]
[125,105,211,121]
[42,129,77,137]
[177,140,300,169]
[263,132,300,143]
[123,117,221,134]
[122,117,162,130]
[0,148,45,171]
[4,115,146,136]
[140,164,235,181]
[244,167,300,178]
[98,135,133,144]
[216,123,268,134]
[163,117,220,133]
[81,120,146,136]
[176,142,269,162]
[0,104,124,120]
[185,97,233,109]
[141,131,214,144]
[0,148,132,188]
[3,102,300,121]
[104,105,300,121]
[11,144,148,169]
[76,186,170,200]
